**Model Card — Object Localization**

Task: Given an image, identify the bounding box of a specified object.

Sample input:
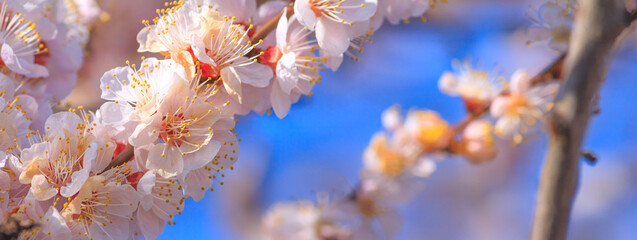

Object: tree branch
[531,0,630,239]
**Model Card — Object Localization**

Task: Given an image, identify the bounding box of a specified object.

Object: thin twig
[531,0,631,239]
[251,3,293,43]
[106,144,134,170]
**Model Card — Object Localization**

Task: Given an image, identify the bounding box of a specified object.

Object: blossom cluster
[0,0,458,239]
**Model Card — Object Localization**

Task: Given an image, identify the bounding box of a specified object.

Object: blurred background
[67,0,637,239]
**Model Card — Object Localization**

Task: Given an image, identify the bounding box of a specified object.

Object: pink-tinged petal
[220,67,244,103]
[104,183,139,215]
[494,117,519,137]
[0,74,13,97]
[44,112,82,137]
[381,105,402,130]
[489,96,508,117]
[137,25,168,52]
[510,69,531,94]
[211,130,239,170]
[99,65,136,101]
[294,0,317,29]
[369,0,385,30]
[31,175,58,201]
[7,154,21,174]
[34,18,57,41]
[190,35,216,66]
[377,207,402,239]
[0,171,9,213]
[32,97,52,131]
[352,221,379,240]
[211,117,236,131]
[349,20,371,38]
[14,94,38,120]
[1,44,48,78]
[276,52,299,94]
[133,145,152,172]
[270,80,292,119]
[181,166,213,201]
[146,58,188,95]
[129,119,160,147]
[211,0,257,23]
[276,8,289,48]
[411,158,436,178]
[92,140,117,174]
[0,97,10,114]
[320,49,343,71]
[316,18,350,56]
[538,2,562,25]
[410,0,430,18]
[339,0,378,23]
[20,143,47,173]
[184,141,221,171]
[97,102,133,125]
[438,72,458,96]
[232,60,273,87]
[137,208,166,240]
[48,37,83,71]
[43,207,72,239]
[87,205,131,240]
[158,80,191,114]
[527,27,552,42]
[548,39,569,52]
[137,171,156,210]
[237,84,267,112]
[385,0,411,24]
[60,146,94,197]
[146,143,184,178]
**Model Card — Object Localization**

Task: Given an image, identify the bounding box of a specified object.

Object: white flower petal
[31,175,58,201]
[510,69,531,94]
[316,18,350,56]
[270,80,292,119]
[276,8,289,48]
[44,112,82,137]
[276,52,299,94]
[138,171,156,211]
[184,141,221,171]
[294,0,318,29]
[137,25,169,52]
[43,207,72,239]
[137,207,166,240]
[1,43,48,78]
[147,143,184,178]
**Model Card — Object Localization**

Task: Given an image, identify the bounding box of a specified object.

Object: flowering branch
[531,0,632,239]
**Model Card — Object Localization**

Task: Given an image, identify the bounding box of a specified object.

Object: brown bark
[531,0,632,239]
